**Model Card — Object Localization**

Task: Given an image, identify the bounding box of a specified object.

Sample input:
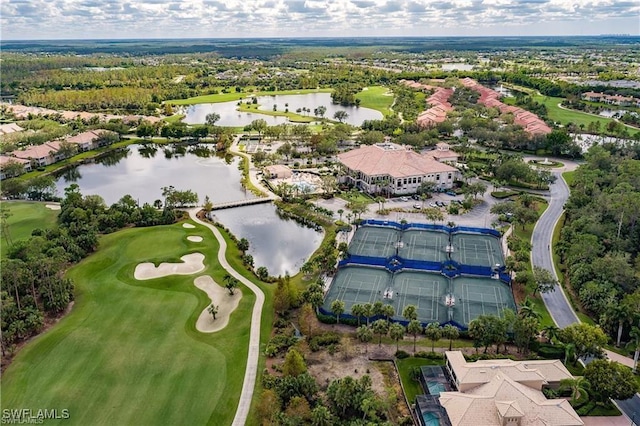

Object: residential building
[460,78,552,136]
[0,123,24,135]
[582,91,639,106]
[0,155,31,179]
[432,351,583,426]
[337,143,459,195]
[66,130,118,152]
[12,141,63,167]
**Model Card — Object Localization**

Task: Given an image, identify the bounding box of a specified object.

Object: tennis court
[348,226,400,258]
[322,266,392,314]
[398,229,447,263]
[392,271,449,323]
[450,233,503,268]
[452,276,516,325]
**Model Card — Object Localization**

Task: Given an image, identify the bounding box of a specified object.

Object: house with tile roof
[0,123,24,135]
[337,143,459,196]
[0,156,31,179]
[12,141,63,167]
[66,130,118,152]
[422,351,584,426]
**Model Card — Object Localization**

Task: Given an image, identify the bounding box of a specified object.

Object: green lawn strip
[337,191,375,204]
[236,103,315,123]
[513,200,554,328]
[355,86,394,116]
[162,114,186,123]
[562,171,576,187]
[396,358,444,403]
[532,94,616,128]
[1,222,260,426]
[167,88,333,106]
[0,201,59,257]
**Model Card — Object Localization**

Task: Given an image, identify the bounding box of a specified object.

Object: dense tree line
[558,145,640,344]
[0,185,180,358]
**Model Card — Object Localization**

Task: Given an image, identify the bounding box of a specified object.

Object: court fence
[360,219,502,238]
[340,254,510,283]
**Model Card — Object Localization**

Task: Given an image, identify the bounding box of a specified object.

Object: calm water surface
[184,92,382,127]
[54,144,321,275]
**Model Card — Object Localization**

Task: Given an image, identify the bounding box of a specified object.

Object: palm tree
[337,208,344,221]
[606,303,633,347]
[351,303,364,327]
[542,324,560,344]
[362,302,374,326]
[519,297,541,320]
[402,305,418,321]
[372,319,389,347]
[224,274,238,295]
[564,342,577,366]
[208,303,219,320]
[442,324,460,351]
[407,320,423,353]
[357,325,373,353]
[389,323,406,351]
[381,304,395,323]
[425,323,442,353]
[559,377,590,403]
[331,300,345,324]
[627,326,640,374]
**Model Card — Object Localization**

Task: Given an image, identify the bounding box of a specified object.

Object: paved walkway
[188,209,265,426]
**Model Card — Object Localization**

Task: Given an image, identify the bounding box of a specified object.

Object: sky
[1,0,639,40]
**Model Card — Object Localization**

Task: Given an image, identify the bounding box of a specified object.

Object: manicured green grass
[0,201,59,257]
[337,191,375,204]
[396,358,444,403]
[355,86,394,116]
[162,114,186,123]
[2,221,273,426]
[532,94,616,128]
[236,103,315,123]
[562,171,576,187]
[167,88,333,106]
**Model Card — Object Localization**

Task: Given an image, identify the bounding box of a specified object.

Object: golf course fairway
[1,222,258,425]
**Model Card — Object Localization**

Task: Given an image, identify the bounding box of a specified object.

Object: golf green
[1,222,258,425]
[1,201,59,258]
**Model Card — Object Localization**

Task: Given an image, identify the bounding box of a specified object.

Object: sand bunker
[134,253,205,280]
[45,204,61,210]
[183,223,196,229]
[187,236,203,242]
[194,275,242,333]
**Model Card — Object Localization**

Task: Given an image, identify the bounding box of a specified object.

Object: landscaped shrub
[537,344,565,359]
[414,351,444,360]
[395,350,410,359]
[309,332,341,352]
[317,313,337,325]
[265,333,297,357]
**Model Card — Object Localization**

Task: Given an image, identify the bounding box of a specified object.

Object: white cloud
[0,0,638,40]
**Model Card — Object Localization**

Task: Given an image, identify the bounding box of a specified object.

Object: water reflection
[214,203,323,276]
[184,92,382,127]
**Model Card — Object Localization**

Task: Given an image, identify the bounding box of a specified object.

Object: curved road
[530,172,579,328]
[188,209,265,426]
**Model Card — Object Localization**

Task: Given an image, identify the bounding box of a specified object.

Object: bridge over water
[211,197,273,211]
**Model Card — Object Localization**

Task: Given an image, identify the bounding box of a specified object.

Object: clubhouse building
[337,142,459,196]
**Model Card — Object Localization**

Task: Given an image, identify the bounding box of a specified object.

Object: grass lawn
[1,201,59,257]
[532,94,616,129]
[2,221,273,426]
[237,103,315,123]
[167,88,333,106]
[355,86,394,116]
[163,114,186,123]
[396,358,444,403]
[562,171,576,187]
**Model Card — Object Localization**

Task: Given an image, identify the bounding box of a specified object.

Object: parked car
[413,203,422,209]
[429,202,437,208]
[446,190,456,196]
[400,196,409,202]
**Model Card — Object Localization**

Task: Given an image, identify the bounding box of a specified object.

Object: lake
[183,92,382,127]
[54,144,322,275]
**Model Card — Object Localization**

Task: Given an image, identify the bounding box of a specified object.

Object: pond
[214,203,323,277]
[54,144,322,275]
[55,144,253,206]
[183,92,383,127]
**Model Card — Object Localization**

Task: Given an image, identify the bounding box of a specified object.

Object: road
[188,209,265,426]
[529,166,639,423]
[530,172,579,328]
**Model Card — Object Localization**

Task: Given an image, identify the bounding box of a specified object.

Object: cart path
[188,209,265,426]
